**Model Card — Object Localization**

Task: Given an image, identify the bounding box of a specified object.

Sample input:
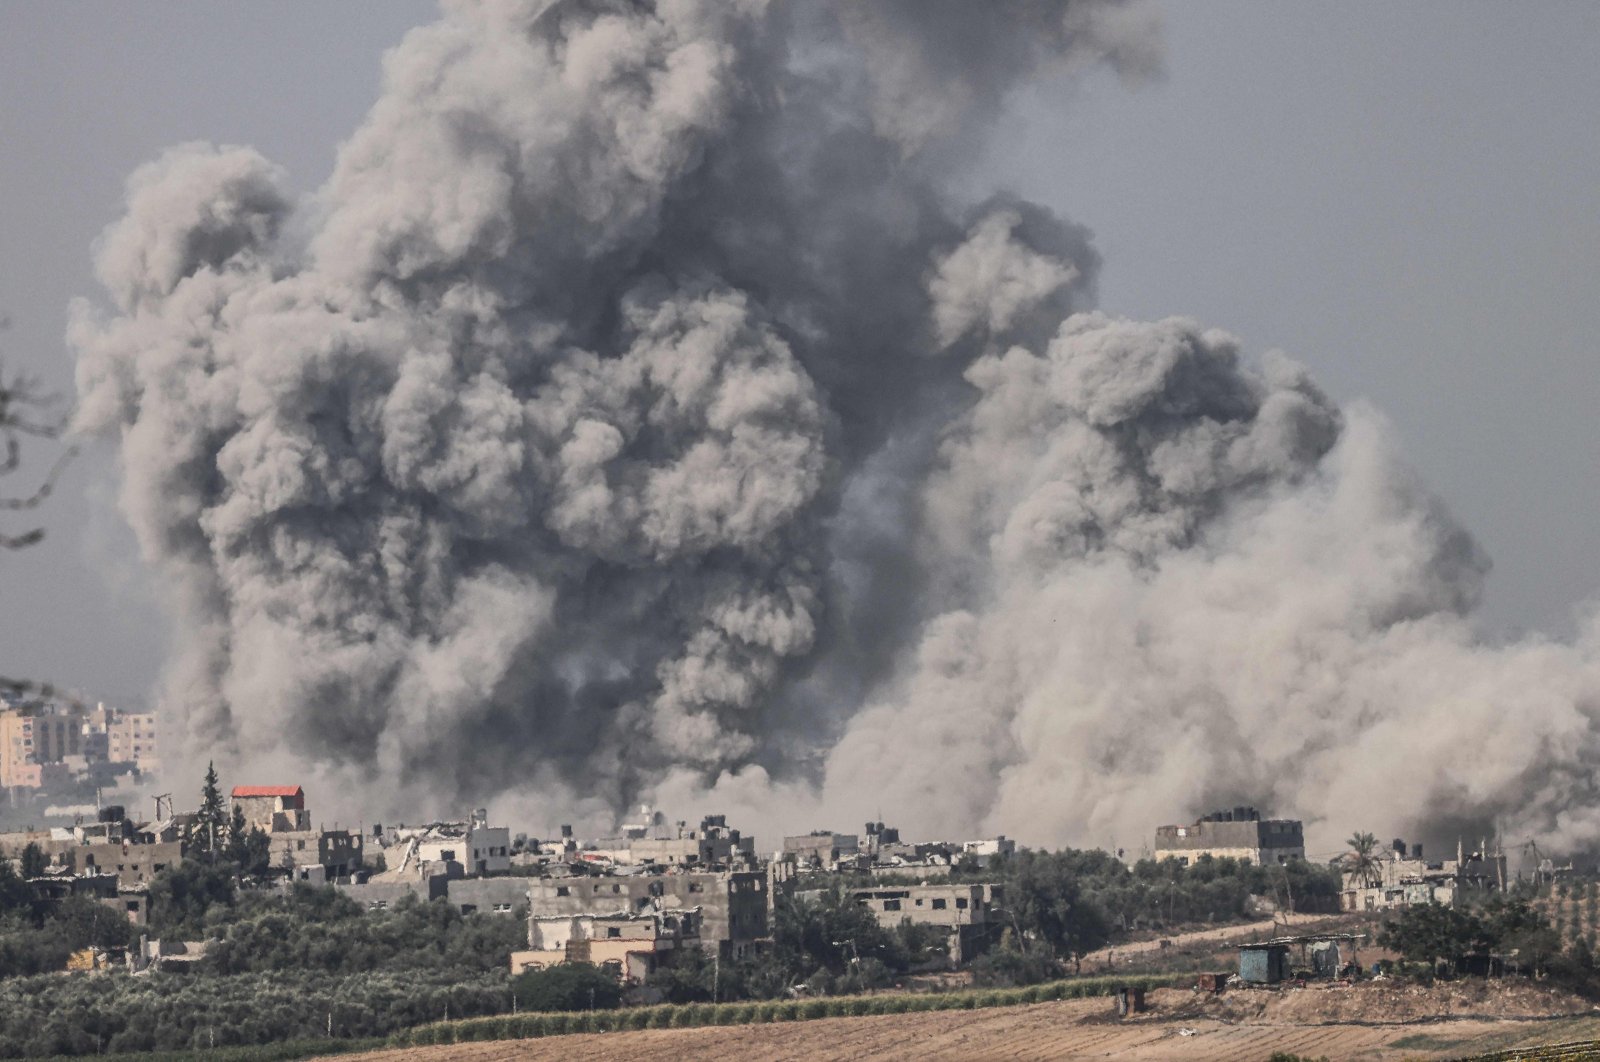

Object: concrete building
[862,822,901,858]
[574,812,755,869]
[229,784,363,880]
[336,875,450,910]
[1341,838,1507,912]
[106,712,159,771]
[961,837,1017,861]
[377,811,511,878]
[1,709,81,788]
[267,828,365,879]
[77,708,112,768]
[104,885,148,927]
[511,908,702,983]
[867,861,953,880]
[848,882,1001,964]
[231,785,310,833]
[782,830,860,868]
[448,876,532,915]
[527,869,769,960]
[29,872,118,907]
[1155,808,1305,866]
[65,840,183,887]
[624,815,755,867]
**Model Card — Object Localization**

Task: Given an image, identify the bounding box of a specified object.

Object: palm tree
[1344,832,1382,888]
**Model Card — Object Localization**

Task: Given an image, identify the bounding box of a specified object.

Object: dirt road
[1081,918,1282,966]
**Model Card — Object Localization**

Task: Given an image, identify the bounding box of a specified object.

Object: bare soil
[1169,978,1592,1025]
[316,980,1600,1061]
[1081,918,1282,965]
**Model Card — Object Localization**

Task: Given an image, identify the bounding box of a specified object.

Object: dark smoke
[72,0,1600,852]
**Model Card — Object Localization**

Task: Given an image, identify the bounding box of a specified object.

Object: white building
[381,809,510,877]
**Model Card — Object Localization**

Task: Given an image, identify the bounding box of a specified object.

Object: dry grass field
[315,982,1600,1062]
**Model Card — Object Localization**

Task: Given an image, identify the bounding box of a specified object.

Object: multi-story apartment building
[107,712,159,771]
[0,708,82,788]
[849,882,1002,964]
[526,869,770,960]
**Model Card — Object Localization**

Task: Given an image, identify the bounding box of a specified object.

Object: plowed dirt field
[318,983,1600,1061]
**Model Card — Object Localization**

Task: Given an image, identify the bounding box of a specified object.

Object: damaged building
[526,869,769,960]
[1155,807,1306,866]
[230,785,366,881]
[510,908,703,984]
[1341,838,1507,911]
[781,830,860,868]
[337,810,513,908]
[847,882,1002,965]
[372,810,510,878]
[578,813,756,869]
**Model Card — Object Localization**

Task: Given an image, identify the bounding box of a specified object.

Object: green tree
[18,843,46,879]
[223,804,271,875]
[511,962,622,1011]
[1377,902,1488,973]
[0,860,32,913]
[1479,895,1561,977]
[649,945,718,1003]
[969,932,1062,986]
[147,859,235,937]
[194,761,226,858]
[1005,850,1112,958]
[772,882,903,981]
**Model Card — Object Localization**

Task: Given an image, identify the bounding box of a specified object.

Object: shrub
[720,1002,756,1024]
[510,963,622,1013]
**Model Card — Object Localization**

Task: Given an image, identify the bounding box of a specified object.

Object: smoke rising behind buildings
[69,0,1600,852]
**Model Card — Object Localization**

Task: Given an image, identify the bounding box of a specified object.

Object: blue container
[1238,944,1290,984]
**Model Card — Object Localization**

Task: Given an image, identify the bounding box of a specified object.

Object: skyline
[3,2,1600,854]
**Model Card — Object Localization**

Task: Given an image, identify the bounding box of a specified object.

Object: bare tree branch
[0,359,75,549]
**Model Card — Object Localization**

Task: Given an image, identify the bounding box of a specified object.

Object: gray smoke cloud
[70,0,1600,853]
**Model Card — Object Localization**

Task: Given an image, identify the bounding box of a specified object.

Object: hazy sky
[2,1,1599,705]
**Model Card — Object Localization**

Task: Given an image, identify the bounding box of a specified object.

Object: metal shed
[1238,942,1291,984]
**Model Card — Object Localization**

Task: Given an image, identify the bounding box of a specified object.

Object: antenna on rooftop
[153,793,172,822]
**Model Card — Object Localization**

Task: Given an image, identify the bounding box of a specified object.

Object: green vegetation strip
[389,974,1186,1047]
[26,1039,387,1062]
[1460,1041,1600,1061]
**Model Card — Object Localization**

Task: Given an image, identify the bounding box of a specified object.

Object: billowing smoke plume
[72,0,1600,852]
